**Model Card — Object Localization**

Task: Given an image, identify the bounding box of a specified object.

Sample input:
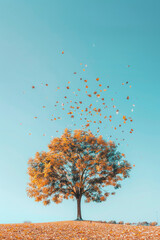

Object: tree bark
[76,196,82,220]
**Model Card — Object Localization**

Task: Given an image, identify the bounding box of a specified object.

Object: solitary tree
[27,129,132,220]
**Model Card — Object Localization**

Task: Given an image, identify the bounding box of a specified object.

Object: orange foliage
[27,129,132,217]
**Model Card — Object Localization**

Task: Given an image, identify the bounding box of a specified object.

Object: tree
[27,129,132,220]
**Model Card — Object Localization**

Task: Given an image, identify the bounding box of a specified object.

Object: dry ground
[0,221,160,240]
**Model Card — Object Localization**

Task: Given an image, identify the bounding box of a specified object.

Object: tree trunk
[76,196,82,220]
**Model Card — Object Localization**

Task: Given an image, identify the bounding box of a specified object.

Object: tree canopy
[27,129,132,220]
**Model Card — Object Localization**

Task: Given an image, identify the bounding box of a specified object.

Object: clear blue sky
[0,0,160,224]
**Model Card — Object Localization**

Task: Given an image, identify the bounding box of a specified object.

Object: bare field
[0,221,160,239]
